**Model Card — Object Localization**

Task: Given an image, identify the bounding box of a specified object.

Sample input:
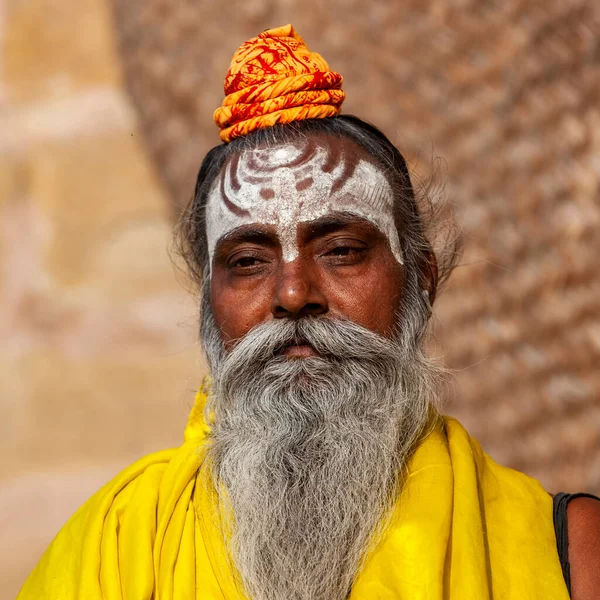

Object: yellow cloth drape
[18,386,569,599]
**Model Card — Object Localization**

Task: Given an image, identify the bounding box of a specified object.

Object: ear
[421,247,439,306]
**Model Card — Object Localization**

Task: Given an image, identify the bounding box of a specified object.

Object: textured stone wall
[110,0,600,496]
[0,1,201,596]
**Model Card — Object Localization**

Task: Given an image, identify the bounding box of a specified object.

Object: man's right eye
[235,257,259,267]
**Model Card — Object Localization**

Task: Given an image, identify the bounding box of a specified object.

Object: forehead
[219,134,387,202]
[205,133,402,264]
[220,130,388,189]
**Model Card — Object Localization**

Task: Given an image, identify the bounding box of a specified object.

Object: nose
[271,259,328,319]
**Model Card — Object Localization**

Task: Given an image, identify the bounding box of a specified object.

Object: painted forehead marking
[205,138,403,266]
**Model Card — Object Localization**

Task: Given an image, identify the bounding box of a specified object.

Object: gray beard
[200,298,443,600]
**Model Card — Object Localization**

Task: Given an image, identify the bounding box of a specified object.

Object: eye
[327,246,358,257]
[322,240,369,263]
[231,256,263,268]
[227,251,269,274]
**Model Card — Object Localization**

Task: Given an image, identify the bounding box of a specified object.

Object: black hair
[175,114,461,342]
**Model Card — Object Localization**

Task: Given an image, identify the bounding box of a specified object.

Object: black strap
[553,492,600,596]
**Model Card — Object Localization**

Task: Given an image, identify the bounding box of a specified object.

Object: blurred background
[1,0,599,596]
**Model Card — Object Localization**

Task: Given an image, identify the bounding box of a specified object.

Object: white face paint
[205,137,403,268]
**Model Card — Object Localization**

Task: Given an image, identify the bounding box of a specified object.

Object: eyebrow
[214,212,379,255]
[302,212,379,243]
[214,226,277,255]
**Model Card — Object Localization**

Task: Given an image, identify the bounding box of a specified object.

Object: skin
[209,136,419,352]
[211,212,405,352]
[567,498,600,600]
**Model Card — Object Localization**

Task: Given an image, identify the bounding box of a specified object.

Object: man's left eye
[328,246,355,256]
[324,245,367,259]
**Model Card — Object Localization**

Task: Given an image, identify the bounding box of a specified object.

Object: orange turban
[214,24,345,143]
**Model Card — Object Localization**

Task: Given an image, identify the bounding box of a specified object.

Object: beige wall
[0,1,202,596]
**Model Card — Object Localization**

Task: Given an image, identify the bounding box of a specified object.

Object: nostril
[273,302,327,319]
[300,302,327,317]
[273,305,292,319]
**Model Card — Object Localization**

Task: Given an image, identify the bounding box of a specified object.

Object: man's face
[206,133,405,352]
[201,133,441,600]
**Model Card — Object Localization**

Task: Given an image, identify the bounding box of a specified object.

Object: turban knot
[214,24,345,142]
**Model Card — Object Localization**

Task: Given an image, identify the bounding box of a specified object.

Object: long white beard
[201,309,443,600]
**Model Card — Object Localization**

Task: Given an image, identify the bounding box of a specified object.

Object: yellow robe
[18,387,569,599]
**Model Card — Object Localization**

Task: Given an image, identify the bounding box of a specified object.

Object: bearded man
[19,24,600,600]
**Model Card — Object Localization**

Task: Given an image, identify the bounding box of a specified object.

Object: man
[18,24,600,600]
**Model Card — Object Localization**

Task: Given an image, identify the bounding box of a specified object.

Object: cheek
[328,257,404,337]
[371,277,403,333]
[209,276,273,349]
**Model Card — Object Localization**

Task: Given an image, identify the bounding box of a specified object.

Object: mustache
[222,316,403,367]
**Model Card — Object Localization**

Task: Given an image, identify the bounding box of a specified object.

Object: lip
[281,344,319,357]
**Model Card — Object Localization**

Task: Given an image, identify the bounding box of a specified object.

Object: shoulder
[567,495,600,600]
